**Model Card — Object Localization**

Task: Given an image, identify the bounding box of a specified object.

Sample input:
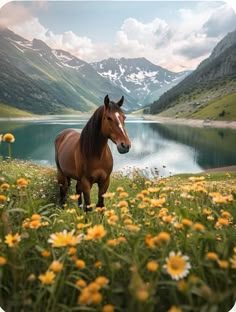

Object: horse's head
[102,95,131,154]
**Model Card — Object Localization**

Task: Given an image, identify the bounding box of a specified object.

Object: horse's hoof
[84,206,92,213]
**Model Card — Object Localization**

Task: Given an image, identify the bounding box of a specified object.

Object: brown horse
[55,95,131,211]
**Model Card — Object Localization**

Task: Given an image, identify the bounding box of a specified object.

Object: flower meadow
[0,160,236,312]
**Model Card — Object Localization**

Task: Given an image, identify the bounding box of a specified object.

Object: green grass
[191,92,236,120]
[0,160,236,312]
[0,103,36,118]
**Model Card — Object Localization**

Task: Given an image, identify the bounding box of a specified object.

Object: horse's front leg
[81,177,92,212]
[97,177,110,208]
[76,180,82,208]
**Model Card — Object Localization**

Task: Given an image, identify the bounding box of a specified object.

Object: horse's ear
[117,96,124,107]
[104,95,110,109]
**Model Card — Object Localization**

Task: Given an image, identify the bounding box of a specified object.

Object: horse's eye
[107,116,112,121]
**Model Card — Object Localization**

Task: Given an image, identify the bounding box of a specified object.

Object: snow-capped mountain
[0,28,135,114]
[91,57,191,106]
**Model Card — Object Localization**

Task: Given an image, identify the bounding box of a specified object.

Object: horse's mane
[80,105,105,158]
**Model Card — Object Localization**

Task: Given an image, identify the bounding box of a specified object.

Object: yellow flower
[230,255,236,269]
[0,195,7,202]
[206,252,218,261]
[157,232,171,243]
[3,133,15,143]
[69,194,80,200]
[41,250,51,257]
[182,219,193,227]
[193,223,205,232]
[146,261,159,272]
[76,279,87,288]
[29,219,41,229]
[102,304,114,312]
[164,251,191,280]
[16,178,28,187]
[90,292,103,305]
[118,200,128,207]
[85,225,106,240]
[215,218,229,229]
[0,256,7,266]
[150,197,166,207]
[77,222,91,229]
[38,271,55,285]
[75,259,86,269]
[5,233,21,247]
[50,260,63,272]
[167,306,182,312]
[94,261,102,268]
[68,247,77,256]
[48,230,82,247]
[116,186,124,192]
[1,183,10,190]
[102,192,115,199]
[136,289,149,301]
[95,276,109,287]
[119,191,129,198]
[125,224,140,231]
[87,282,101,292]
[31,214,41,221]
[217,260,229,269]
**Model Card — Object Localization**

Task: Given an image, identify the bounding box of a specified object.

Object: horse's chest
[87,158,113,183]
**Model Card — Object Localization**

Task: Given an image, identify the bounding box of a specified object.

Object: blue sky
[0,1,236,71]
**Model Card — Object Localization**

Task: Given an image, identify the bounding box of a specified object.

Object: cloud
[202,4,236,37]
[0,2,33,28]
[3,2,236,72]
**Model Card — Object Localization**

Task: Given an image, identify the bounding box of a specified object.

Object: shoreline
[143,115,236,129]
[1,114,236,130]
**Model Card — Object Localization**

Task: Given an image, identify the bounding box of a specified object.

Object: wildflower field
[0,160,236,312]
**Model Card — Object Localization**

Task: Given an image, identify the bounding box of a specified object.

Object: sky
[0,1,236,72]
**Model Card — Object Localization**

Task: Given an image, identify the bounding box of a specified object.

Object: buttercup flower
[5,233,21,247]
[164,251,191,280]
[0,195,7,202]
[85,225,106,240]
[50,260,63,272]
[146,261,159,272]
[3,133,15,143]
[102,304,114,312]
[38,271,55,285]
[0,256,7,266]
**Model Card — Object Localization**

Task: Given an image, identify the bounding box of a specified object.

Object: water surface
[1,115,236,177]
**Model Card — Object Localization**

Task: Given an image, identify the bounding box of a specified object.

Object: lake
[1,115,236,177]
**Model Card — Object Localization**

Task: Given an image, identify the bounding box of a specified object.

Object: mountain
[0,28,136,114]
[91,57,190,107]
[149,30,236,119]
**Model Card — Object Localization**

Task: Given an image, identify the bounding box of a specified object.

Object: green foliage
[0,160,236,312]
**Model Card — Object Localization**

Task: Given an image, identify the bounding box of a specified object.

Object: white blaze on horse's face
[115,112,126,137]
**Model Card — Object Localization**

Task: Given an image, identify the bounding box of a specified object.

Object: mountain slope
[0,28,136,114]
[91,57,190,106]
[149,30,236,119]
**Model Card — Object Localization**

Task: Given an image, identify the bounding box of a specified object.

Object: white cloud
[5,2,236,72]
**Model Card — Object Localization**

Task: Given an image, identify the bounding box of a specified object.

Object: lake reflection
[1,116,236,177]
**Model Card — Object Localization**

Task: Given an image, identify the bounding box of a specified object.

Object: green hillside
[0,103,36,118]
[191,92,236,120]
[149,30,236,120]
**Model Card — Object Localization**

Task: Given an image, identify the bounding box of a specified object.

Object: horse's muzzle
[117,142,130,154]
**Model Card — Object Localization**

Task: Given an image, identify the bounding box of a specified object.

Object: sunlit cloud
[2,2,236,72]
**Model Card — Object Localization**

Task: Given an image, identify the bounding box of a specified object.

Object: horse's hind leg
[57,170,69,206]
